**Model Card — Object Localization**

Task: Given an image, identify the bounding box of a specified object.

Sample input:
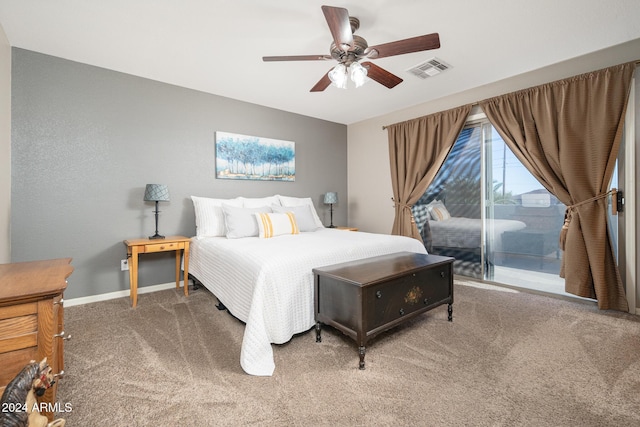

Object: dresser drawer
[0,302,38,320]
[144,241,185,253]
[366,263,452,331]
[0,302,39,353]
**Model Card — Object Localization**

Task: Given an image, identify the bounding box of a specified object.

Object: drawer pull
[54,370,65,379]
[440,271,445,278]
[159,246,165,250]
[54,331,72,341]
[399,308,405,316]
[376,291,382,299]
[54,298,64,306]
[424,298,429,305]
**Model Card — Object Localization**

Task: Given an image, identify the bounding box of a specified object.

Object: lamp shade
[324,192,338,205]
[328,64,347,89]
[143,184,170,202]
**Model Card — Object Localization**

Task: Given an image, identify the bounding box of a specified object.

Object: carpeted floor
[56,280,640,426]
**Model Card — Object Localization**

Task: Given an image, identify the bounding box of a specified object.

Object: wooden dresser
[313,252,453,369]
[0,258,73,421]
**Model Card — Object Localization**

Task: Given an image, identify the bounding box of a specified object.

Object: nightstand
[123,236,190,307]
[336,226,359,231]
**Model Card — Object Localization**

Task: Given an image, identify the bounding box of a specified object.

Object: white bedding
[189,228,427,376]
[429,217,526,251]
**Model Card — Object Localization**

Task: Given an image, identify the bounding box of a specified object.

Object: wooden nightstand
[123,236,190,307]
[336,226,359,231]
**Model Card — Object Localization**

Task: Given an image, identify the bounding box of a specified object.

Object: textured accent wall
[0,24,10,263]
[11,48,347,299]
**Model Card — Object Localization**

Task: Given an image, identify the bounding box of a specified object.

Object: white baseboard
[64,281,184,307]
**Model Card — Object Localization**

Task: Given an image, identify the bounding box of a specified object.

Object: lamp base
[149,202,165,239]
[327,225,336,228]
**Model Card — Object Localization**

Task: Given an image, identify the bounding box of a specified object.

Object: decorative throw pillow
[429,202,451,221]
[276,195,324,229]
[255,212,300,238]
[271,205,319,232]
[191,196,243,238]
[222,205,272,239]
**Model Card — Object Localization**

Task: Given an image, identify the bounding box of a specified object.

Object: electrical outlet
[121,259,129,271]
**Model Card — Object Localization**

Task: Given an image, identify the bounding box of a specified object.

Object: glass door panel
[484,126,566,293]
[413,125,483,279]
[414,116,628,300]
[414,121,583,294]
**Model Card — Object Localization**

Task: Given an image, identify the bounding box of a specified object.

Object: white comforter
[189,228,427,376]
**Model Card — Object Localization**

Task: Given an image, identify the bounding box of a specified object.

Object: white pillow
[191,196,243,238]
[272,205,320,232]
[240,196,281,208]
[222,205,272,239]
[276,195,324,229]
[255,212,300,238]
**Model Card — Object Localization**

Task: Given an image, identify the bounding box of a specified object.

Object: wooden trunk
[313,252,453,369]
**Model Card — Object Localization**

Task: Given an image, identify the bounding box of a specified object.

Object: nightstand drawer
[144,241,185,253]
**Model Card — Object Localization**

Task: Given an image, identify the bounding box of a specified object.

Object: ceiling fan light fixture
[350,62,368,88]
[264,6,441,92]
[328,63,348,89]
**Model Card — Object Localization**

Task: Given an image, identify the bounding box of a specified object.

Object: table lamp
[144,184,170,239]
[323,192,338,228]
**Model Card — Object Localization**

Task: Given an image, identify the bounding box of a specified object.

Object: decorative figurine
[0,358,66,427]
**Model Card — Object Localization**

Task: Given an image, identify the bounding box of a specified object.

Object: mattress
[188,228,427,376]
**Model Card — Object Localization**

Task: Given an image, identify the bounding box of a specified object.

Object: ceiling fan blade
[366,33,440,59]
[361,62,403,89]
[310,71,332,92]
[263,55,333,62]
[322,5,354,51]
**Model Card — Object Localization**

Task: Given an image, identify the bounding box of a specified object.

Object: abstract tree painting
[215,131,295,181]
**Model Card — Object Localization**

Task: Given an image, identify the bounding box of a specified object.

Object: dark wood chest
[313,251,454,369]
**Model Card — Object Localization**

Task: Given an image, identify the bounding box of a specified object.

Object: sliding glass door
[415,120,566,293]
[414,117,627,297]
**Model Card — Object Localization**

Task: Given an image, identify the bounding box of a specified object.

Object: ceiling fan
[262,5,440,92]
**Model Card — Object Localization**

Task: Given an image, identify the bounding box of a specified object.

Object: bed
[188,194,427,376]
[413,200,526,277]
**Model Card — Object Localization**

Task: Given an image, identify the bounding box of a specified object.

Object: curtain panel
[386,105,472,240]
[480,62,635,311]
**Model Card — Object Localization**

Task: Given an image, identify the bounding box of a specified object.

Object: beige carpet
[56,280,640,426]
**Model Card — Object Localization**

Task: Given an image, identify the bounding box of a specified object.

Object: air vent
[407,57,451,79]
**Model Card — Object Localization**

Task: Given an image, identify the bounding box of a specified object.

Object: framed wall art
[215,131,295,181]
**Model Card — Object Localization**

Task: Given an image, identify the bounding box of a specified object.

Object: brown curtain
[480,62,635,311]
[387,105,472,240]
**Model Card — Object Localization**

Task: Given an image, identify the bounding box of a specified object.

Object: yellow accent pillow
[255,212,300,238]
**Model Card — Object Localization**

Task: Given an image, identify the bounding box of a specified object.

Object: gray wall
[0,24,10,263]
[11,48,347,299]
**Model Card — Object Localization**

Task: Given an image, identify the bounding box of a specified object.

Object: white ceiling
[1,0,640,125]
